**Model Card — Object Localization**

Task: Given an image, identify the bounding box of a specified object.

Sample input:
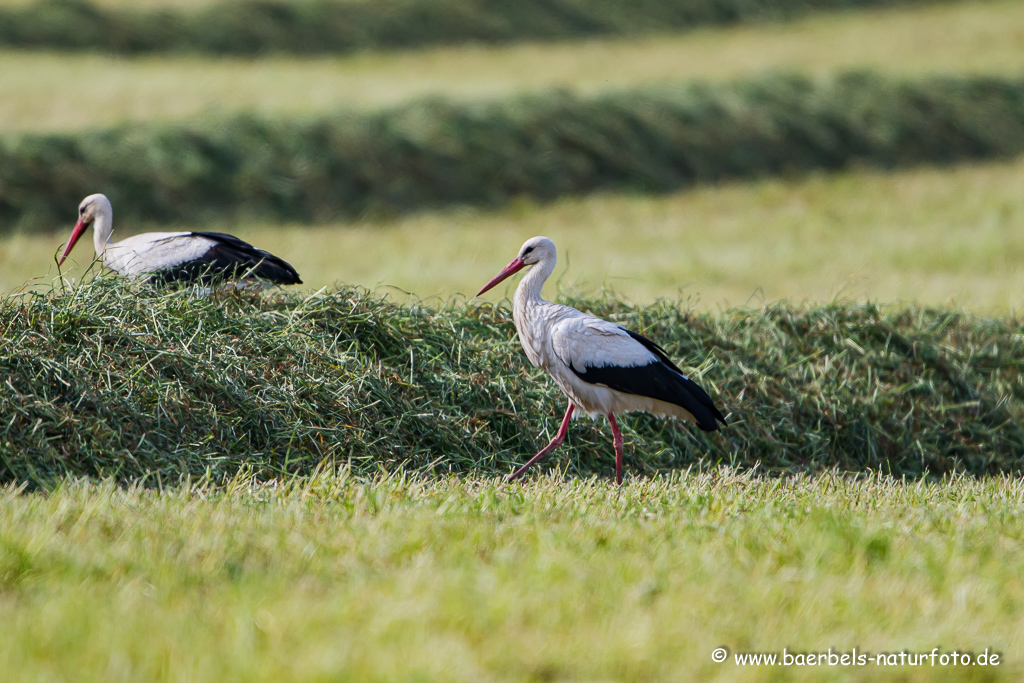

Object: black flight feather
[568,327,727,431]
[149,232,302,286]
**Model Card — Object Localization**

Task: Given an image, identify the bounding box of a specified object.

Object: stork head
[476,236,556,296]
[59,193,112,266]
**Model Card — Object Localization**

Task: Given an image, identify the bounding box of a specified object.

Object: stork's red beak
[58,219,90,266]
[477,257,526,297]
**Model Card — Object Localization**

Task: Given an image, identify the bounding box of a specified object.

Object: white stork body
[478,236,726,484]
[59,194,302,286]
[514,295,699,422]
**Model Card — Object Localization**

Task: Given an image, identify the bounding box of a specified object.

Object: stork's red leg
[508,403,575,482]
[608,412,624,485]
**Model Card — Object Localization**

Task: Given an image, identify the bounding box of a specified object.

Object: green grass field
[4,0,1024,678]
[2,472,1021,682]
[8,158,1024,312]
[0,1,1021,133]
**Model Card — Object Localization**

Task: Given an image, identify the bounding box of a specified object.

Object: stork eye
[522,246,534,256]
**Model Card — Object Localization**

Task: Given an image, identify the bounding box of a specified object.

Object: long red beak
[476,257,526,297]
[58,219,90,266]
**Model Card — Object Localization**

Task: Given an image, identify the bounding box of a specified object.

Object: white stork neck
[514,254,556,311]
[91,204,115,257]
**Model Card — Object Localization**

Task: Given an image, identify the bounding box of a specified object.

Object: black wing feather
[150,232,302,286]
[568,327,728,432]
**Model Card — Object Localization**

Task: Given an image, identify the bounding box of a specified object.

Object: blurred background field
[1,0,1023,310]
[9,158,1024,311]
[0,0,984,56]
[0,0,1019,313]
[1,1,1021,134]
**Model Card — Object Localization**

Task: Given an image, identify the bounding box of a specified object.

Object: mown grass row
[5,72,1024,232]
[0,0,953,55]
[2,277,1022,488]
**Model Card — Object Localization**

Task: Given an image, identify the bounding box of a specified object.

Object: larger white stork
[58,194,302,286]
[476,236,727,484]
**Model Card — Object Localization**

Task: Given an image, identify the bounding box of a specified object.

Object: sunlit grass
[9,157,1024,313]
[1,471,1021,682]
[0,1,1021,133]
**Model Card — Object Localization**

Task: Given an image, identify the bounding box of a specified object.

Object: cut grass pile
[2,277,1023,488]
[1,471,1022,681]
[5,71,1024,231]
[3,0,1022,135]
[0,0,953,56]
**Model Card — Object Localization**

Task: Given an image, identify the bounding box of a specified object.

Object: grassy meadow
[6,273,1024,676]
[0,1,1021,134]
[4,0,1024,678]
[2,472,1022,682]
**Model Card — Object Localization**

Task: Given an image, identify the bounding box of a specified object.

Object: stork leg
[508,403,575,482]
[608,412,624,485]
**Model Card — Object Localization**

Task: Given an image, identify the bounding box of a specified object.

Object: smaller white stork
[476,236,727,484]
[58,194,302,286]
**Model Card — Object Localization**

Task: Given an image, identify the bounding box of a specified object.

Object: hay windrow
[2,278,1021,488]
[4,72,1024,232]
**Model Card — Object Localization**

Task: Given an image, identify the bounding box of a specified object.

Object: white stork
[476,236,727,484]
[58,194,302,286]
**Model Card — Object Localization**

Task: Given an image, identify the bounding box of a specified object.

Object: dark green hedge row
[2,279,1022,487]
[0,0,950,55]
[4,72,1024,232]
